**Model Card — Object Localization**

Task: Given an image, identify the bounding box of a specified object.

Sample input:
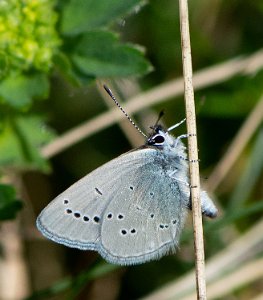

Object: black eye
[153,135,165,144]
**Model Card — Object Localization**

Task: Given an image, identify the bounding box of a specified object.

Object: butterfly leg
[167,118,186,132]
[176,132,196,140]
[174,133,196,148]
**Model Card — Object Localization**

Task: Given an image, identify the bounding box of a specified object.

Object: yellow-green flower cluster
[0,0,61,75]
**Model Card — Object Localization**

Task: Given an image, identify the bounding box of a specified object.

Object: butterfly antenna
[149,110,164,132]
[103,85,147,138]
[155,110,165,126]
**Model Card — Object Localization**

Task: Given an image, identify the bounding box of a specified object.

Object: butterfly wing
[98,150,190,265]
[36,149,151,250]
[37,148,190,265]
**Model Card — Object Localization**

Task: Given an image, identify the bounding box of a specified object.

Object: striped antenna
[103,85,147,138]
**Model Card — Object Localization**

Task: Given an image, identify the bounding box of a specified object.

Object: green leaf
[0,184,22,220]
[61,0,146,36]
[0,72,49,109]
[0,116,56,172]
[53,52,95,86]
[71,30,152,77]
[0,52,9,80]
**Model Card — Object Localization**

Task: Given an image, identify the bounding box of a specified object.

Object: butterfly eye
[153,135,165,144]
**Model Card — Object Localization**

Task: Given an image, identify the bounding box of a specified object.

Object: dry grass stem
[41,50,263,159]
[0,222,31,299]
[206,94,263,192]
[251,292,263,300]
[179,0,206,298]
[142,217,263,300]
[182,257,263,300]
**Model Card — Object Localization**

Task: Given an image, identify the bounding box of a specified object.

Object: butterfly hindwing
[98,150,190,265]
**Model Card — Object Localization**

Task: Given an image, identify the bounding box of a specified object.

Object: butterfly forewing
[37,149,155,250]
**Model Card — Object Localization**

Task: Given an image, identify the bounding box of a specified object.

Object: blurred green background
[1,0,263,299]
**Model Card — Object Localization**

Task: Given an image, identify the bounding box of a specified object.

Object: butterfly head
[147,125,175,149]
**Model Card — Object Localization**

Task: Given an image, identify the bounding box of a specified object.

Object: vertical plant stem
[178,0,207,299]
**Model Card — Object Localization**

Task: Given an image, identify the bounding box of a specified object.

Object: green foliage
[25,262,118,300]
[198,71,263,118]
[0,183,22,220]
[72,30,152,77]
[0,0,60,73]
[0,0,151,177]
[61,0,145,35]
[0,72,49,109]
[57,0,151,84]
[0,116,55,171]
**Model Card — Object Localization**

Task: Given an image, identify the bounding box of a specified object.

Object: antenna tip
[103,85,113,97]
[159,110,165,118]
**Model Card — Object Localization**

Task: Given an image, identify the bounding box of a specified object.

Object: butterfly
[36,85,217,265]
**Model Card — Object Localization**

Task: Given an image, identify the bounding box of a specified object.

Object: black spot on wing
[95,187,103,195]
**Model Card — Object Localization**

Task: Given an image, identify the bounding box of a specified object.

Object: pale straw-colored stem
[179,0,207,299]
[206,94,263,192]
